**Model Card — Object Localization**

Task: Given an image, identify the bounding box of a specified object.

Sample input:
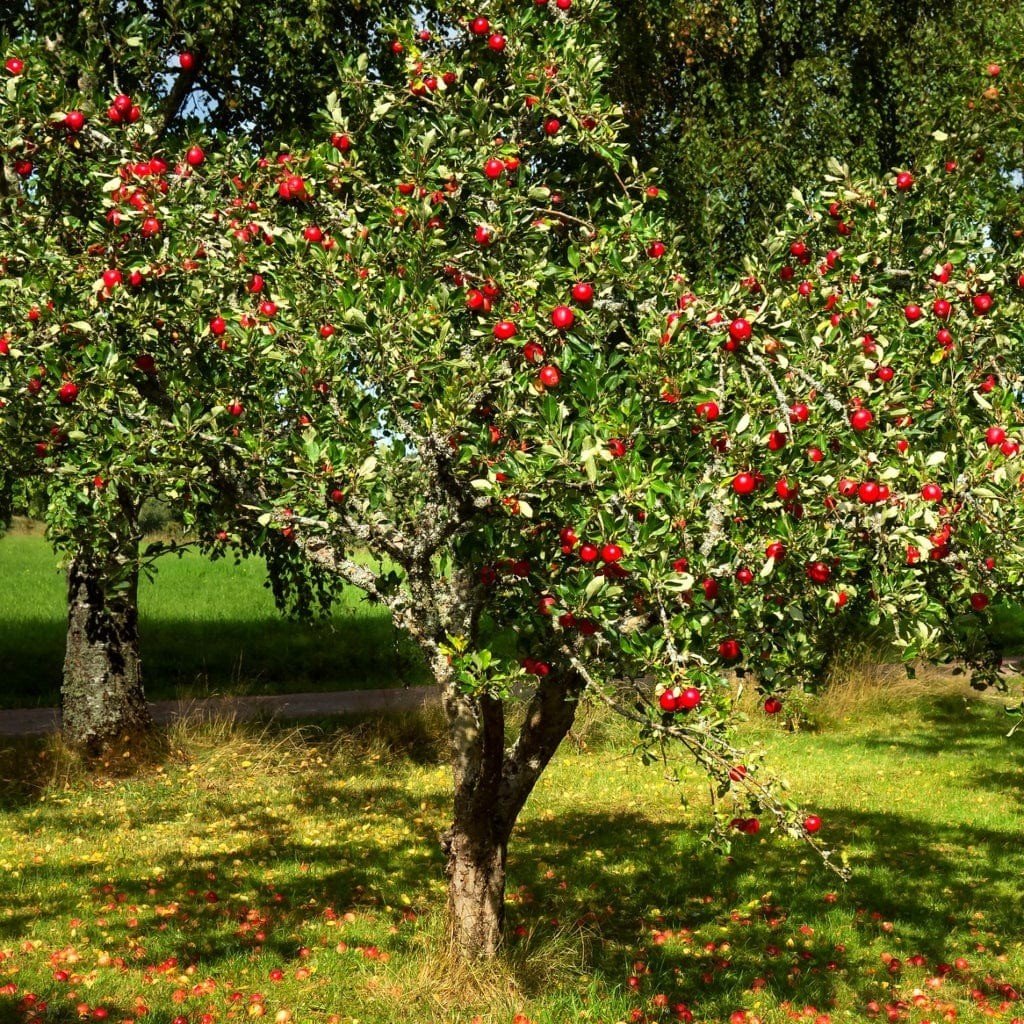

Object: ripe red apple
[544,116,561,136]
[904,303,923,322]
[493,320,517,340]
[474,225,493,246]
[5,57,25,75]
[227,400,244,417]
[58,382,79,405]
[895,171,914,191]
[484,157,504,179]
[736,567,754,585]
[572,281,594,303]
[732,472,756,496]
[210,315,227,336]
[522,341,545,364]
[647,240,666,258]
[538,364,561,388]
[102,268,122,289]
[728,318,752,344]
[64,110,85,132]
[729,765,747,782]
[186,145,205,167]
[702,577,719,600]
[985,426,1007,447]
[677,687,702,710]
[857,481,881,504]
[970,592,990,611]
[140,216,161,237]
[659,689,678,712]
[803,814,822,834]
[488,33,507,51]
[850,408,874,431]
[469,16,490,34]
[600,543,623,563]
[579,542,598,564]
[921,483,943,502]
[696,400,719,421]
[972,292,993,315]
[763,697,782,715]
[806,561,831,584]
[718,638,741,661]
[551,305,575,330]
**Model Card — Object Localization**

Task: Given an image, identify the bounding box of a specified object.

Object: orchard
[1,0,1024,980]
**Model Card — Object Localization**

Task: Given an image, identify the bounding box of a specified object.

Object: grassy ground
[3,529,1023,713]
[0,530,414,709]
[0,692,1021,1024]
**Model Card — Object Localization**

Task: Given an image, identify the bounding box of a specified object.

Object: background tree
[606,0,1024,270]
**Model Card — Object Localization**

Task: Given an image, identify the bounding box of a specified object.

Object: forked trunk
[440,676,583,958]
[61,553,151,751]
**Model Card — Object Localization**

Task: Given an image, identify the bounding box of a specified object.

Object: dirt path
[0,686,441,738]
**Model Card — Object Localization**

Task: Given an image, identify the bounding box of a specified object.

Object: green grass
[0,695,1021,1024]
[0,531,416,709]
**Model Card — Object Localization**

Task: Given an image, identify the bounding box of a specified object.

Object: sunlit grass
[0,530,415,709]
[0,695,1021,1024]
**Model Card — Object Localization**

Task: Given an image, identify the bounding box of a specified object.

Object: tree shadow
[0,707,1020,1020]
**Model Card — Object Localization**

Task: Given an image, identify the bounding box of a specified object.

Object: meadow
[0,529,415,709]
[0,691,1021,1024]
[2,528,1023,711]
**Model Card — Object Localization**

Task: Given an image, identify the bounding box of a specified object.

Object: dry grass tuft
[380,913,593,1019]
[814,649,981,726]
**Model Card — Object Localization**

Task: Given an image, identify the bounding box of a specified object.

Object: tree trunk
[440,676,584,959]
[61,552,151,751]
[445,821,508,958]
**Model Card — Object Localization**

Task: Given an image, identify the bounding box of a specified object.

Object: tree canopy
[2,0,1023,959]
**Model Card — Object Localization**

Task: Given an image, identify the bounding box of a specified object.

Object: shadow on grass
[0,613,426,710]
[0,708,1021,1019]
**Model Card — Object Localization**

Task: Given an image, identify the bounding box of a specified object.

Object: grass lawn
[0,694,1021,1024]
[0,530,416,709]
[3,529,1023,713]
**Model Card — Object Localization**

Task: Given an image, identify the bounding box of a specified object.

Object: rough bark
[61,551,151,751]
[441,676,584,958]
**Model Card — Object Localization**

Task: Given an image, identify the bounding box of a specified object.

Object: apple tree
[3,0,1023,957]
[0,50,312,747]
[122,0,1024,957]
[0,4,389,745]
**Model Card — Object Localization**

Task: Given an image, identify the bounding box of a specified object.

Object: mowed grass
[3,528,1024,712]
[0,530,417,709]
[0,695,1021,1024]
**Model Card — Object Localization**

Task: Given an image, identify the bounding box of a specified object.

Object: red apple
[732,472,756,496]
[551,305,575,330]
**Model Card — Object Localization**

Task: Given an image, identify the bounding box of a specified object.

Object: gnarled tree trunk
[61,549,151,751]
[441,677,584,958]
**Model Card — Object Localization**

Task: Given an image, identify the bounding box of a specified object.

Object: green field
[0,695,1021,1024]
[3,530,1024,711]
[0,531,414,709]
